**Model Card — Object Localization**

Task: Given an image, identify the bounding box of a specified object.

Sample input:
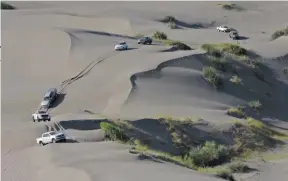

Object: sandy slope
[2,1,288,181]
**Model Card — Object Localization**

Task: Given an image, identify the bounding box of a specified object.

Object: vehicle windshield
[49,132,57,135]
[43,96,49,101]
[119,42,126,45]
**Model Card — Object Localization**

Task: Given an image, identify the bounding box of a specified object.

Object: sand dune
[2,1,288,181]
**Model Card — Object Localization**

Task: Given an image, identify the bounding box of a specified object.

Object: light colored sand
[2,2,288,181]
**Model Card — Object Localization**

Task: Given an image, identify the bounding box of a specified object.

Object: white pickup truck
[36,131,66,146]
[216,25,231,32]
[32,109,50,122]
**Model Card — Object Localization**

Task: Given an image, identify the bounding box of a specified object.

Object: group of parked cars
[114,36,153,51]
[216,25,240,40]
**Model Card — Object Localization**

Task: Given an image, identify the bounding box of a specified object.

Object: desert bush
[100,122,129,142]
[162,16,176,23]
[168,21,177,29]
[248,100,262,110]
[152,31,168,40]
[203,67,222,87]
[271,27,288,40]
[216,169,235,181]
[228,162,250,173]
[170,42,191,50]
[1,2,15,9]
[189,141,231,167]
[227,107,246,119]
[209,56,228,71]
[202,43,247,56]
[229,75,242,84]
[221,3,243,11]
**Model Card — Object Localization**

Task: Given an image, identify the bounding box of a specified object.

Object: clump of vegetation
[248,100,262,111]
[100,122,130,142]
[152,31,168,40]
[271,27,288,40]
[202,43,247,56]
[216,169,235,181]
[283,67,288,74]
[1,2,15,9]
[168,21,177,29]
[189,141,231,167]
[170,41,191,50]
[227,107,246,119]
[229,75,243,84]
[162,16,176,23]
[220,3,244,11]
[208,55,229,71]
[203,66,222,87]
[228,162,250,173]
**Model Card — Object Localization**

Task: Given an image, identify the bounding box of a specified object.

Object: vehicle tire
[38,119,41,122]
[48,119,51,121]
[52,139,56,143]
[39,141,44,146]
[149,41,152,45]
[33,117,35,122]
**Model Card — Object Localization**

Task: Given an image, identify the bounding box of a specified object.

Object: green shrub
[229,75,242,84]
[1,2,15,9]
[209,56,228,71]
[271,27,288,40]
[152,31,168,40]
[162,16,176,23]
[100,122,129,142]
[170,42,191,50]
[216,169,235,181]
[203,67,222,87]
[168,21,177,29]
[248,100,262,111]
[227,107,246,119]
[221,3,243,11]
[202,43,247,56]
[189,141,231,167]
[228,162,250,173]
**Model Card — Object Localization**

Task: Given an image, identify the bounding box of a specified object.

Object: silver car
[40,88,57,108]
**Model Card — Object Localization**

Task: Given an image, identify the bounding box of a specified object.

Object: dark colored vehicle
[40,88,58,108]
[137,36,153,44]
[229,31,239,40]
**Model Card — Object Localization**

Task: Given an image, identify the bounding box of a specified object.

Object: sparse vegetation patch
[248,100,262,111]
[152,31,168,40]
[229,75,243,85]
[100,121,129,143]
[168,21,177,29]
[202,43,247,57]
[219,3,244,11]
[208,55,229,71]
[271,27,288,40]
[226,107,246,119]
[203,66,222,87]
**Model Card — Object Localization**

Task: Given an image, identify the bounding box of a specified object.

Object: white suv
[36,131,66,146]
[114,41,128,51]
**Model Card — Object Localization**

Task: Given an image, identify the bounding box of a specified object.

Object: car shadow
[237,36,249,40]
[125,47,138,51]
[50,93,66,109]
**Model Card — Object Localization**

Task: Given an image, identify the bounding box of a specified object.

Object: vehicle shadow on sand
[50,93,66,109]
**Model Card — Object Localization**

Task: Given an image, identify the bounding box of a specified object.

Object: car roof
[44,88,56,97]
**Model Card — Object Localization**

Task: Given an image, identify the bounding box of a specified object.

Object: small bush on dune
[203,66,222,87]
[170,41,192,50]
[100,122,129,142]
[228,162,250,173]
[229,75,242,84]
[189,141,231,167]
[202,43,247,56]
[221,3,244,11]
[271,27,288,40]
[248,100,262,111]
[216,169,235,181]
[152,31,168,40]
[208,56,228,71]
[168,21,177,29]
[227,107,246,119]
[1,2,15,9]
[162,16,176,23]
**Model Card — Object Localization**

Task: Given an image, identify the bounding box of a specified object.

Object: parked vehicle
[36,131,66,146]
[40,88,57,108]
[229,31,239,40]
[216,25,231,32]
[114,41,128,51]
[32,110,51,122]
[137,36,153,44]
